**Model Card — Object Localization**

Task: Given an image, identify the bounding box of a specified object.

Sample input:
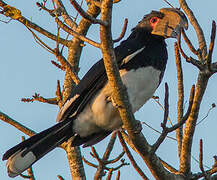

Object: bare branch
[159,158,178,174]
[179,0,207,59]
[56,54,80,84]
[106,169,113,180]
[0,1,68,46]
[151,85,195,154]
[181,30,199,56]
[151,83,169,153]
[106,152,125,164]
[55,17,101,48]
[82,156,98,168]
[174,42,184,157]
[53,0,77,29]
[116,170,120,180]
[207,21,216,71]
[0,111,36,136]
[180,73,209,175]
[118,132,148,180]
[199,139,206,176]
[70,0,108,26]
[113,18,128,43]
[177,35,202,70]
[56,80,63,108]
[57,175,65,180]
[21,93,58,105]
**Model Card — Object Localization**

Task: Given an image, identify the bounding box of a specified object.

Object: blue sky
[1,0,217,179]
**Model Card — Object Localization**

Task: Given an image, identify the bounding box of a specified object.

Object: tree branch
[118,132,148,180]
[174,42,184,158]
[0,0,69,46]
[179,0,207,59]
[55,17,101,48]
[207,21,216,71]
[113,18,128,43]
[70,0,108,26]
[0,111,36,136]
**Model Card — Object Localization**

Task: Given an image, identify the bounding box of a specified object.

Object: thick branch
[180,73,210,175]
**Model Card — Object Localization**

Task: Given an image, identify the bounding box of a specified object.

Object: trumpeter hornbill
[3,8,188,177]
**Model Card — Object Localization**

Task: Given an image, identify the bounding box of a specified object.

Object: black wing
[57,32,147,122]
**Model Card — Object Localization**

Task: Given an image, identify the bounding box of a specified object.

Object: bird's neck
[128,29,166,47]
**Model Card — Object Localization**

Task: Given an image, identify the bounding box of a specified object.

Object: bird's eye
[150,17,159,27]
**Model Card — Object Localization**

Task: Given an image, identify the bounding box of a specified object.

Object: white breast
[73,66,161,137]
[120,66,161,112]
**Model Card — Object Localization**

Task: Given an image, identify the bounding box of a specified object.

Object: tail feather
[3,118,73,177]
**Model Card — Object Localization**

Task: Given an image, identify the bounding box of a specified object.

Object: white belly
[74,66,161,137]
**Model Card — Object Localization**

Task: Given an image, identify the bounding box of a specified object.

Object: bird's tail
[2,118,73,178]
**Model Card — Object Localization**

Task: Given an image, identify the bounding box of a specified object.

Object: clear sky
[1,0,217,179]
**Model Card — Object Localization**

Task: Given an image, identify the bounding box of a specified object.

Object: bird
[3,8,188,178]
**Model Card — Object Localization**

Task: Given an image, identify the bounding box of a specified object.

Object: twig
[159,158,178,174]
[56,80,63,107]
[116,170,120,180]
[51,60,65,70]
[91,146,101,162]
[118,132,148,180]
[106,169,113,180]
[53,0,77,29]
[162,83,169,129]
[167,85,195,132]
[113,18,128,43]
[0,1,69,46]
[21,93,58,105]
[26,26,55,54]
[57,175,65,180]
[151,85,195,153]
[181,30,198,56]
[174,42,184,157]
[106,152,125,164]
[69,0,108,26]
[151,83,169,153]
[177,35,202,70]
[55,17,101,48]
[152,96,173,126]
[179,0,207,59]
[0,111,36,136]
[36,2,57,17]
[197,103,216,125]
[103,132,117,160]
[82,156,98,168]
[207,20,216,71]
[56,55,80,84]
[142,121,177,141]
[199,139,205,176]
[191,155,217,179]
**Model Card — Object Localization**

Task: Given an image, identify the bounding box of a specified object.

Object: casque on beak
[152,8,188,38]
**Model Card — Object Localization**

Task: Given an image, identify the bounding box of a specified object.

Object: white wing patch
[121,47,145,65]
[56,94,80,122]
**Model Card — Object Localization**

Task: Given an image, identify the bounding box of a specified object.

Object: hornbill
[3,8,188,177]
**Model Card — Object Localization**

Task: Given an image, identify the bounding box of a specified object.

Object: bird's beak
[152,8,188,38]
